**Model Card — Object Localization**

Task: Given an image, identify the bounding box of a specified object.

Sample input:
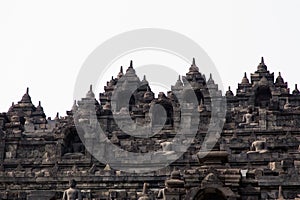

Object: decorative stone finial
[72,100,78,111]
[226,86,234,97]
[207,73,214,85]
[275,72,284,85]
[126,60,136,74]
[241,72,249,85]
[257,57,267,72]
[86,84,95,98]
[20,87,32,103]
[8,102,14,112]
[189,58,199,73]
[117,66,124,78]
[174,75,183,87]
[36,101,43,111]
[293,84,300,95]
[55,112,59,120]
[141,75,148,85]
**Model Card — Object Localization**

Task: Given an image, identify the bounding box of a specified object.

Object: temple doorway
[182,89,204,105]
[194,188,227,200]
[62,127,85,156]
[255,86,272,108]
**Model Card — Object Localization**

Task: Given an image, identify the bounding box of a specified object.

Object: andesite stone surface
[0,58,300,199]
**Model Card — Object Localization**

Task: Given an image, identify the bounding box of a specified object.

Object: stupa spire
[257,56,267,72]
[72,100,78,111]
[86,84,95,98]
[36,101,44,111]
[241,72,249,84]
[292,84,300,95]
[141,74,149,86]
[207,73,214,84]
[275,72,284,85]
[117,66,124,79]
[175,75,183,87]
[261,57,264,64]
[227,86,234,96]
[20,87,32,103]
[189,58,199,73]
[55,112,59,120]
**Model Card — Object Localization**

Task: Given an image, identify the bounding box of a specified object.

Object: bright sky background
[1,0,300,118]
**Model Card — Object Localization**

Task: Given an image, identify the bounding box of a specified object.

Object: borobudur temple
[1,57,300,200]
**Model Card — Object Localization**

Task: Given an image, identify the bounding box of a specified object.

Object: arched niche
[152,100,174,127]
[193,187,226,200]
[182,88,204,105]
[62,127,85,156]
[186,186,238,200]
[113,90,137,112]
[129,95,136,112]
[254,86,272,108]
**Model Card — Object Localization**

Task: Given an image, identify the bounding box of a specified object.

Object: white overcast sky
[0,0,300,118]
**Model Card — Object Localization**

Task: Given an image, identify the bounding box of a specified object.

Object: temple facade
[0,58,300,200]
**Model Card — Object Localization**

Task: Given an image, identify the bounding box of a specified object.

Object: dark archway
[182,89,204,105]
[152,101,174,127]
[62,127,85,156]
[114,90,136,112]
[194,188,226,200]
[198,193,225,200]
[161,101,174,126]
[129,95,136,112]
[255,86,272,108]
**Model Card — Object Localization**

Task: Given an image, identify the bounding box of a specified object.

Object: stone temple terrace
[1,58,300,199]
